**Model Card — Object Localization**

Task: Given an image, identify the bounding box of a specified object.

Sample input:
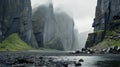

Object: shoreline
[0,51,120,67]
[0,51,120,56]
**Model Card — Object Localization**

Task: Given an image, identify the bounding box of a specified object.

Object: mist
[31,0,97,49]
[31,0,97,33]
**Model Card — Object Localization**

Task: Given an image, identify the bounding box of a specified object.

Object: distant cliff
[0,0,38,48]
[32,4,76,50]
[85,0,120,49]
[55,12,75,50]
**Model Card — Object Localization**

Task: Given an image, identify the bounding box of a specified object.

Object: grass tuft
[0,33,32,51]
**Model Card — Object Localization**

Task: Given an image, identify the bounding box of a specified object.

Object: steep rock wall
[55,12,75,50]
[86,0,120,48]
[0,0,38,48]
[32,4,60,49]
[32,4,76,50]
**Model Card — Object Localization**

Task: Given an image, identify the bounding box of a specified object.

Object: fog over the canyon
[31,0,97,33]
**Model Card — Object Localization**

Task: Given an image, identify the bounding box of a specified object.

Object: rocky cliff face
[32,4,60,50]
[0,0,77,50]
[32,4,76,50]
[0,0,38,48]
[55,12,75,50]
[86,0,120,48]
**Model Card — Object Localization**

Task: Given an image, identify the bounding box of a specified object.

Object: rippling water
[50,56,120,67]
[1,52,120,67]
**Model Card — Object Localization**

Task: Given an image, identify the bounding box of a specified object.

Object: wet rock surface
[0,53,83,67]
[73,46,120,55]
[1,50,120,67]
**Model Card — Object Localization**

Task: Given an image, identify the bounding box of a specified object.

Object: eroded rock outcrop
[0,0,38,48]
[55,12,75,50]
[32,4,60,49]
[85,0,120,48]
[32,4,76,50]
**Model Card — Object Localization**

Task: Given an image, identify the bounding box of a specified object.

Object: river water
[49,56,120,67]
[0,51,120,67]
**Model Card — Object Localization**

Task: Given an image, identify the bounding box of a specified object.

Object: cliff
[0,0,77,50]
[55,12,75,50]
[85,0,120,49]
[32,4,62,50]
[0,0,38,48]
[32,4,76,50]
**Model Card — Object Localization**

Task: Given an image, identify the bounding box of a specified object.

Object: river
[49,56,120,67]
[0,51,120,67]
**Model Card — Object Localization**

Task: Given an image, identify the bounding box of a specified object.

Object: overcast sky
[31,0,97,33]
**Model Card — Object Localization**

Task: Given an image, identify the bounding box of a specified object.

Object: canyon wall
[86,0,120,49]
[0,0,38,48]
[32,4,76,50]
[55,12,75,50]
[0,0,78,50]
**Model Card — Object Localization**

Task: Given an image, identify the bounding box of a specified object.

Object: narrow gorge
[0,0,79,51]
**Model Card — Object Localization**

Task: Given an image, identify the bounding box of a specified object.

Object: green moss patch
[106,31,116,37]
[107,39,120,46]
[92,40,109,50]
[96,30,104,38]
[0,33,32,51]
[45,36,64,50]
[96,39,120,47]
[94,30,120,48]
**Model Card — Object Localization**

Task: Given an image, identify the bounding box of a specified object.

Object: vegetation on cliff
[0,33,32,51]
[85,0,120,49]
[45,36,64,50]
[92,26,120,49]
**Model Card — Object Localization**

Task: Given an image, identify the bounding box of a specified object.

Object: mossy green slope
[0,33,32,51]
[92,19,120,49]
[101,31,120,46]
[93,30,120,49]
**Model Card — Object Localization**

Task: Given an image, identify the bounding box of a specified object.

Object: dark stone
[113,16,120,20]
[75,62,82,66]
[79,59,84,62]
[81,48,87,52]
[75,50,81,54]
[63,63,68,67]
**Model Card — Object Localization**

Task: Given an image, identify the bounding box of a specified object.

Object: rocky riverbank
[1,52,120,67]
[0,52,84,67]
